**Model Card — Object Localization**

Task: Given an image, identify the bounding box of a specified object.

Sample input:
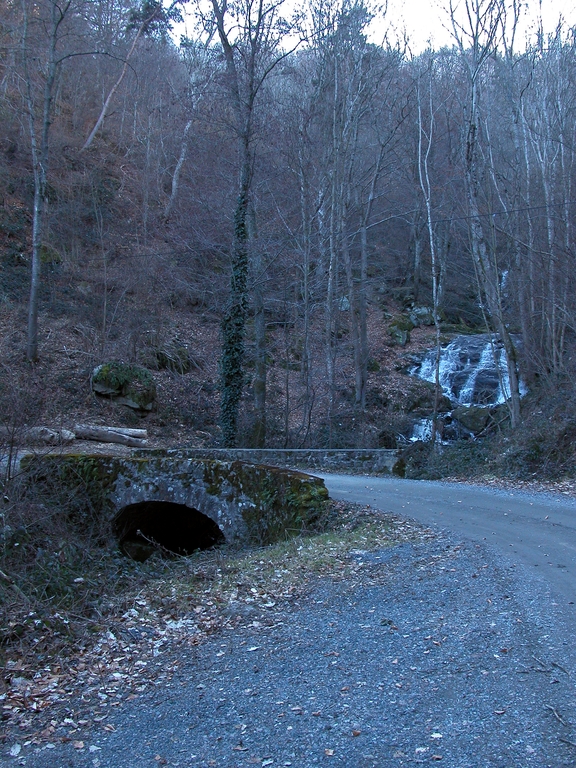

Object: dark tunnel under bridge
[113,501,226,561]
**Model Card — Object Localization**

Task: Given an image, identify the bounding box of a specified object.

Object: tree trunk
[249,204,267,447]
[164,118,193,221]
[73,425,147,447]
[22,0,66,361]
[465,105,521,426]
[81,15,149,151]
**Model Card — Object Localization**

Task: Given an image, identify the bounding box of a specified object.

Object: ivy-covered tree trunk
[250,204,267,448]
[220,187,249,446]
[209,0,295,446]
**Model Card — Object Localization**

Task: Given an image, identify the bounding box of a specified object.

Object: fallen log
[0,426,75,445]
[74,425,148,438]
[73,425,148,447]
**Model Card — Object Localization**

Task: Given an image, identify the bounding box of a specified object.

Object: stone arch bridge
[25,450,329,559]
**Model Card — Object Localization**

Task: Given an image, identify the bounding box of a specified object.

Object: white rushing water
[411,418,434,442]
[413,334,524,407]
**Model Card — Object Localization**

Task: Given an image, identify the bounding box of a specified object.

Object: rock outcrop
[92,362,156,411]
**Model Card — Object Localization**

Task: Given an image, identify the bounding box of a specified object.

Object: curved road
[317,473,576,607]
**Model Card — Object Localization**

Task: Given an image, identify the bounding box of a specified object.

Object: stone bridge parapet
[155,448,398,474]
[25,452,329,550]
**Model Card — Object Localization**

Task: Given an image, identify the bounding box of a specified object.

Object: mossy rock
[39,243,62,265]
[92,362,156,411]
[388,315,415,346]
[393,315,415,332]
[452,404,511,436]
[404,381,451,415]
[452,405,491,435]
[408,306,435,327]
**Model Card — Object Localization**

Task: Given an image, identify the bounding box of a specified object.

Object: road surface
[13,473,576,767]
[317,473,576,607]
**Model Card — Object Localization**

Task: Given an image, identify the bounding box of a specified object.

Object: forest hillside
[1,0,576,477]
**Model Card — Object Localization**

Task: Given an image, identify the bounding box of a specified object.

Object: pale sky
[175,0,576,52]
[381,0,576,52]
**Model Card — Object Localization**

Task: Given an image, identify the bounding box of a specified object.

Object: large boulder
[408,306,435,327]
[92,362,156,411]
[387,315,415,346]
[452,405,491,435]
[404,380,452,415]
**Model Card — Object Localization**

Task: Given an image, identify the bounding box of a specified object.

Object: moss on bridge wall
[203,460,330,544]
[22,452,329,547]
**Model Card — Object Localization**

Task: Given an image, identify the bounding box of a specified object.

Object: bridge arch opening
[113,501,225,561]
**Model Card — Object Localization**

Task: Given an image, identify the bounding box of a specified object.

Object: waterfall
[412,333,524,407]
[411,418,433,442]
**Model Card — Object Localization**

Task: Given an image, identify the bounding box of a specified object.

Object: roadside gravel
[7,521,576,768]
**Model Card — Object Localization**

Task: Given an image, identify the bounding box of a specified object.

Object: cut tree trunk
[73,425,148,447]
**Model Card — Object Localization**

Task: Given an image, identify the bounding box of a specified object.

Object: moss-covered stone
[404,380,451,415]
[39,243,62,265]
[92,362,156,411]
[408,306,435,327]
[388,315,415,346]
[452,405,491,435]
[24,452,329,549]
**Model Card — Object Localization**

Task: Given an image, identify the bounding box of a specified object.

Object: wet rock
[412,333,524,407]
[395,353,425,373]
[404,381,452,415]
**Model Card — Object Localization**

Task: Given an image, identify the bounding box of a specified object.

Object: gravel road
[316,474,576,609]
[5,482,576,768]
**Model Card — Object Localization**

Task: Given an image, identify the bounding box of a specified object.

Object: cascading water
[413,333,518,406]
[409,334,526,442]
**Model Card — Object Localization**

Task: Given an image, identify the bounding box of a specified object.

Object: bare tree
[310,0,380,443]
[416,53,444,441]
[19,0,76,361]
[203,0,299,446]
[81,0,182,151]
[449,0,522,426]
